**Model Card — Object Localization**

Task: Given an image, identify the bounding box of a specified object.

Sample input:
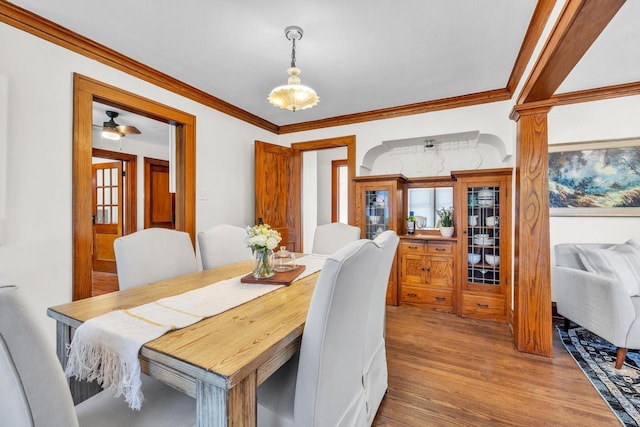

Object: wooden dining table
[47,260,320,427]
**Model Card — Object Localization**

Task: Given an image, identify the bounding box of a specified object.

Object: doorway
[73,74,196,301]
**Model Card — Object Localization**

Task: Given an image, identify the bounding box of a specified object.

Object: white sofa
[553,241,640,369]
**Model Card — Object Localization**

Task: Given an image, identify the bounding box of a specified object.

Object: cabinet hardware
[435,248,445,252]
[408,293,417,297]
[435,296,446,302]
[408,246,418,250]
[477,303,489,308]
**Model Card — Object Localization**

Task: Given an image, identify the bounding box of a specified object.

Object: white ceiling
[92,103,170,145]
[11,1,640,128]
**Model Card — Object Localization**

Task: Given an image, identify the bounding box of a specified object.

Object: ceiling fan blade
[116,125,141,135]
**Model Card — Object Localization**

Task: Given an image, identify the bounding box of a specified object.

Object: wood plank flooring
[374,306,619,426]
[91,270,119,296]
[85,274,619,425]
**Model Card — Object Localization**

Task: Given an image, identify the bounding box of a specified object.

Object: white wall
[316,147,347,224]
[0,23,278,344]
[278,101,517,173]
[2,13,638,344]
[548,95,640,299]
[302,151,318,252]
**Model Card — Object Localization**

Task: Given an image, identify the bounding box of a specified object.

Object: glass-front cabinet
[354,175,406,305]
[364,189,390,239]
[453,169,512,323]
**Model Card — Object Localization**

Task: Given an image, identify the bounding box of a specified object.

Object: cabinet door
[458,174,511,307]
[401,253,427,285]
[358,184,393,239]
[427,256,453,289]
[461,179,505,294]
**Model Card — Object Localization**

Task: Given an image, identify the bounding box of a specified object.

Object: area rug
[557,325,640,426]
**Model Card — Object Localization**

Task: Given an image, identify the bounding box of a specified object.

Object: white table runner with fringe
[65,255,326,410]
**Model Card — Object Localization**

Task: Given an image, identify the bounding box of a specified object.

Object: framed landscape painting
[549,138,640,216]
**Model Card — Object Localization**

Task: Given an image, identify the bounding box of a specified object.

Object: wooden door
[92,162,123,273]
[255,141,300,252]
[144,158,175,229]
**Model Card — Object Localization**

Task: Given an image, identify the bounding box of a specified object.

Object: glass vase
[252,248,275,279]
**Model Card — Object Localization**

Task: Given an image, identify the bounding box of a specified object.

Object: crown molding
[1,1,553,135]
[516,0,626,104]
[506,0,557,95]
[554,81,640,106]
[0,1,278,133]
[278,88,512,134]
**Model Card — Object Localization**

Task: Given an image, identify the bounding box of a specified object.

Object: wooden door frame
[92,148,137,236]
[291,135,356,250]
[73,73,196,300]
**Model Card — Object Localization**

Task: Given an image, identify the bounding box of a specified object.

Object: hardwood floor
[84,276,619,425]
[374,306,619,426]
[91,270,119,296]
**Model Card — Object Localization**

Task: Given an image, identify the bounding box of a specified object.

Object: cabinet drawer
[461,294,506,322]
[400,286,453,312]
[400,241,426,254]
[427,242,453,255]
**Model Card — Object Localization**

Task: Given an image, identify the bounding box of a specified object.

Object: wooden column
[510,102,555,357]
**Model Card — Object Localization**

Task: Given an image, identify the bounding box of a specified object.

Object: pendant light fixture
[268,26,319,112]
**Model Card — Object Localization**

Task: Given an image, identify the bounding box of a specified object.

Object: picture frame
[549,137,640,217]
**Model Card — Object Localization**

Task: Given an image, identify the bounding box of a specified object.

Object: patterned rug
[557,325,640,426]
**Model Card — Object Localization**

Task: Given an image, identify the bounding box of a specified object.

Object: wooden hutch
[354,168,512,324]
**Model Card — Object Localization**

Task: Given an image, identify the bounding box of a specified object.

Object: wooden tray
[240,265,306,286]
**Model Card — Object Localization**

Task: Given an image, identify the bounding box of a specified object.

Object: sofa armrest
[553,266,636,347]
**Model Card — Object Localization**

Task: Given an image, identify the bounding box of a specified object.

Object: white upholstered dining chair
[198,224,252,270]
[257,238,386,427]
[114,228,198,290]
[364,230,399,423]
[311,222,362,255]
[0,278,196,427]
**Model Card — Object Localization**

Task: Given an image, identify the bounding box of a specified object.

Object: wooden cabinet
[354,175,406,305]
[453,168,512,323]
[399,239,455,313]
[353,169,512,323]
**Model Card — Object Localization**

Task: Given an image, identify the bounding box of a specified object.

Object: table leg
[55,321,103,404]
[196,371,257,427]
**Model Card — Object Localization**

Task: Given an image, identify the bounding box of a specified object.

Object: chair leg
[615,347,628,369]
[563,317,571,332]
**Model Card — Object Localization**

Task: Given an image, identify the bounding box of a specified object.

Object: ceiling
[10,1,640,128]
[92,103,170,145]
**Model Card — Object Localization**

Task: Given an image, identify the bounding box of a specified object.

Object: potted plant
[437,207,455,237]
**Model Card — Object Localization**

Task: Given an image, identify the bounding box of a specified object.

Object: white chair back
[0,278,197,427]
[294,239,383,426]
[311,222,361,255]
[365,230,399,422]
[198,224,252,270]
[0,280,79,427]
[114,228,197,290]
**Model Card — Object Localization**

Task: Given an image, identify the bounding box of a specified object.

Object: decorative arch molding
[360,131,510,177]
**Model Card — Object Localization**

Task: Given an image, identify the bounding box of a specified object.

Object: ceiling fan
[100,111,142,140]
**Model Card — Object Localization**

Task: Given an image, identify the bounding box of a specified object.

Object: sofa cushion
[577,244,640,296]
